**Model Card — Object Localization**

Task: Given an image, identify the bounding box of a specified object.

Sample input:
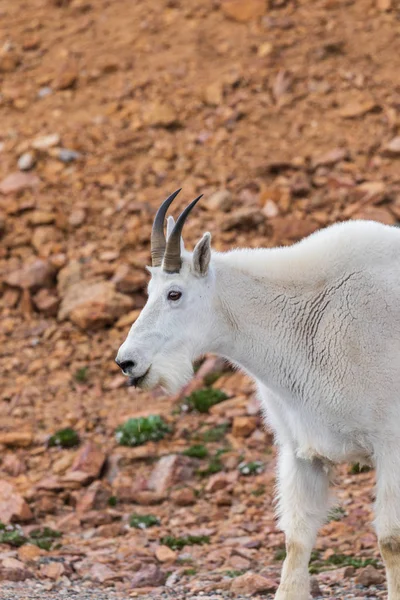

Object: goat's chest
[257,383,371,465]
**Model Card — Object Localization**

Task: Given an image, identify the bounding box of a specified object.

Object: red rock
[66,442,106,485]
[54,58,79,90]
[147,455,194,495]
[90,563,119,583]
[171,487,196,506]
[355,564,385,586]
[352,206,396,225]
[339,100,378,119]
[206,472,237,493]
[18,544,43,563]
[155,545,176,563]
[32,288,60,316]
[231,572,278,595]
[0,558,33,582]
[5,260,55,291]
[130,564,166,588]
[317,565,355,584]
[312,148,348,168]
[221,0,267,22]
[58,281,134,330]
[40,562,65,580]
[205,189,234,212]
[0,48,20,72]
[383,136,400,157]
[68,208,86,227]
[0,172,40,195]
[143,102,178,127]
[76,481,111,513]
[0,480,32,524]
[0,431,33,447]
[232,416,258,438]
[1,454,26,476]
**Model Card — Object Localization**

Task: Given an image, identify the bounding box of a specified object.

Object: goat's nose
[115,358,136,372]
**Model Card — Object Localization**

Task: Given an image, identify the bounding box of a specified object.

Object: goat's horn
[163,194,203,273]
[151,189,181,267]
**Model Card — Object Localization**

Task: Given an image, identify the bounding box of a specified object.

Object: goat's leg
[375,449,400,600]
[274,447,330,600]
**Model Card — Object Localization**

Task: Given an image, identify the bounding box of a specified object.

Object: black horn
[163,194,203,273]
[150,189,181,267]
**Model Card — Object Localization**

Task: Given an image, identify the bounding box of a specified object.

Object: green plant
[251,484,266,497]
[29,527,62,551]
[197,455,223,477]
[274,547,287,561]
[0,524,27,547]
[108,496,118,507]
[238,460,264,476]
[129,514,160,529]
[183,388,228,414]
[48,427,80,449]
[327,506,346,522]
[308,551,380,574]
[201,423,229,443]
[223,569,246,578]
[350,463,371,475]
[116,415,171,447]
[183,568,197,576]
[74,367,89,383]
[161,535,210,550]
[182,444,209,459]
[0,524,61,550]
[203,371,224,387]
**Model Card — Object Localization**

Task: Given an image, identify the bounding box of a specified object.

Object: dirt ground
[1,0,400,597]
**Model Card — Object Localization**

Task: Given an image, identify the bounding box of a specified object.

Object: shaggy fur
[116,219,400,600]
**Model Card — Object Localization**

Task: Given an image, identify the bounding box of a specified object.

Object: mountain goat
[116,189,400,600]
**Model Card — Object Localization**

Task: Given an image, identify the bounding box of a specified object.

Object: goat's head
[115,190,214,393]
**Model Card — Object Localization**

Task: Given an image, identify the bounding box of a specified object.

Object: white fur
[116,219,400,599]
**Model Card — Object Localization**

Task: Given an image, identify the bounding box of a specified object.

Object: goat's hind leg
[274,447,331,600]
[375,447,400,600]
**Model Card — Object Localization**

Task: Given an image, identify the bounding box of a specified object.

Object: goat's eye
[168,290,182,302]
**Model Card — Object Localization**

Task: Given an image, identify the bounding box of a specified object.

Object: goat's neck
[210,255,303,395]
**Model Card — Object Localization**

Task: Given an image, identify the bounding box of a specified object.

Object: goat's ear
[193,232,211,276]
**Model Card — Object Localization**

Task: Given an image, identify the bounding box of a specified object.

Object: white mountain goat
[116,189,400,600]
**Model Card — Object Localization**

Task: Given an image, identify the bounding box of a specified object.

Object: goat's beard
[143,350,194,395]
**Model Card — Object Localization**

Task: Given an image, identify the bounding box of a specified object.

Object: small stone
[90,563,118,583]
[258,42,273,57]
[32,133,60,150]
[206,189,234,212]
[0,172,40,195]
[38,86,53,99]
[310,576,322,597]
[221,0,267,22]
[2,454,26,477]
[171,488,196,506]
[0,47,20,73]
[232,416,258,438]
[263,199,279,218]
[58,281,134,330]
[383,136,400,157]
[231,572,278,595]
[32,288,60,317]
[0,557,33,582]
[40,562,65,580]
[5,260,55,291]
[54,58,79,90]
[312,147,348,168]
[57,148,81,163]
[155,545,177,563]
[18,544,42,563]
[355,564,385,587]
[339,100,378,119]
[0,480,32,524]
[0,432,33,448]
[18,152,36,171]
[130,564,166,588]
[206,472,234,493]
[377,0,392,10]
[76,481,111,513]
[147,455,194,496]
[68,208,86,227]
[221,208,265,232]
[204,82,224,106]
[65,442,107,485]
[144,102,178,127]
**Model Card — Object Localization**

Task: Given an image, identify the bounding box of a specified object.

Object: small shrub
[238,460,264,476]
[0,524,27,547]
[48,427,80,449]
[29,527,62,551]
[116,415,171,447]
[0,524,61,550]
[161,534,210,550]
[74,367,89,383]
[308,551,379,574]
[182,445,209,459]
[327,506,346,522]
[183,388,228,414]
[129,514,160,529]
[224,569,246,578]
[183,568,197,576]
[350,463,371,475]
[108,496,118,507]
[201,423,229,443]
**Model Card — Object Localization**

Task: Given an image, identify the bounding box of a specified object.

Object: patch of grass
[238,460,264,476]
[129,514,160,529]
[183,568,197,576]
[74,367,89,383]
[223,569,246,578]
[161,535,210,551]
[29,527,62,551]
[251,484,266,497]
[201,423,229,443]
[350,463,371,475]
[116,415,171,447]
[203,371,224,387]
[183,388,228,414]
[327,506,346,522]
[48,427,80,449]
[308,551,379,574]
[0,524,61,550]
[197,455,223,477]
[108,496,118,507]
[182,444,209,459]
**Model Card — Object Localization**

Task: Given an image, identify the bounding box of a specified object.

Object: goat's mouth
[128,366,151,388]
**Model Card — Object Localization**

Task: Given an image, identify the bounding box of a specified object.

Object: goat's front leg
[375,448,400,600]
[274,446,331,600]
